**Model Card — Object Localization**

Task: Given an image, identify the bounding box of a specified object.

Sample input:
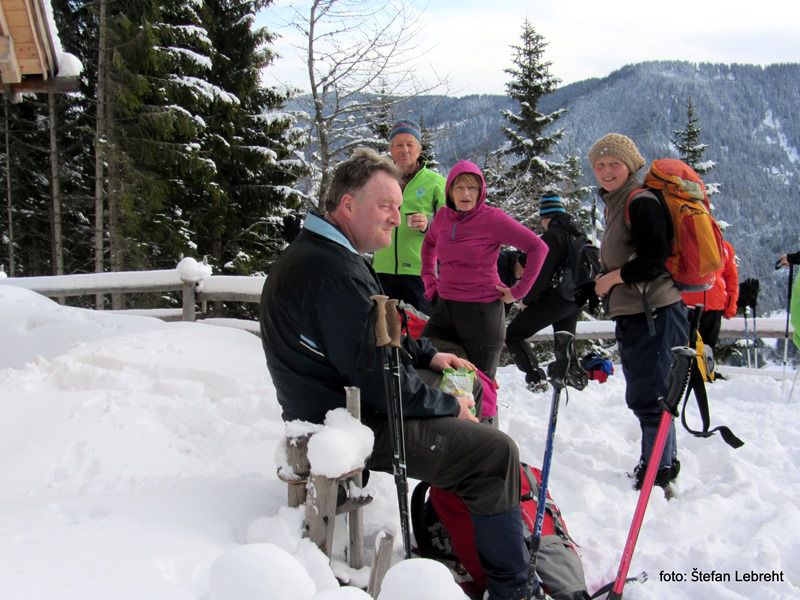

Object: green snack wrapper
[440,367,476,416]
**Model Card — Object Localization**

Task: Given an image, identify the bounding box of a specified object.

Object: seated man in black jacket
[260,148,531,600]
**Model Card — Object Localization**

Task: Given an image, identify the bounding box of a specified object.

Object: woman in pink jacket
[421,160,548,379]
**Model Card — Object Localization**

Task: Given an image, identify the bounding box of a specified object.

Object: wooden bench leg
[305,474,339,556]
[367,531,394,598]
[347,474,364,569]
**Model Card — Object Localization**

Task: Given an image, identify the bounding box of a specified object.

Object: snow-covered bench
[275,387,393,595]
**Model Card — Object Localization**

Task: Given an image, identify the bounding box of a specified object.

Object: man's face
[389,134,421,173]
[345,171,402,253]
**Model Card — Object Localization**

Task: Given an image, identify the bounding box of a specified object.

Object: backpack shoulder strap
[625,187,674,243]
[624,187,652,225]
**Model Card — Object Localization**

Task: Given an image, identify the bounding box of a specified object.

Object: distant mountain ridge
[396,60,800,312]
[290,61,799,311]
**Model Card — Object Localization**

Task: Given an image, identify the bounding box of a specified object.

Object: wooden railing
[0,266,792,342]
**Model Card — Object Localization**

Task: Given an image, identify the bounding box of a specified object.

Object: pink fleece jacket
[421,160,548,303]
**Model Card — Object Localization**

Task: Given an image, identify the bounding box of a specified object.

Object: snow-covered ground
[1,284,798,599]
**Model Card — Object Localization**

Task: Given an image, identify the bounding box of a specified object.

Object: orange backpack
[626,158,724,292]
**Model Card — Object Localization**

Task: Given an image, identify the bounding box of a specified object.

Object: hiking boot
[630,459,680,490]
[526,368,549,393]
[526,379,550,394]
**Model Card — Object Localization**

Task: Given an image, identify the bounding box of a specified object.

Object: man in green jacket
[373,119,445,314]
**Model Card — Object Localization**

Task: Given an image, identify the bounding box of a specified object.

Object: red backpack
[626,158,724,291]
[411,464,589,600]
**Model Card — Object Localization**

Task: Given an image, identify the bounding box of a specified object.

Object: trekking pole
[750,280,760,369]
[606,309,701,600]
[788,367,800,403]
[752,309,759,369]
[371,294,412,559]
[781,265,794,397]
[527,330,573,600]
[743,306,752,369]
[607,347,695,600]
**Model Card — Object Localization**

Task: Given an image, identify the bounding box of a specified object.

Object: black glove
[737,278,759,311]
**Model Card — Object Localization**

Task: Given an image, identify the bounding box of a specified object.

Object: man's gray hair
[323,148,400,214]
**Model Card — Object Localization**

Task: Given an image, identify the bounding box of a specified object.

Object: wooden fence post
[181,281,196,322]
[346,386,364,569]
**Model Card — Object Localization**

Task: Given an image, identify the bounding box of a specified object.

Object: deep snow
[1,284,798,599]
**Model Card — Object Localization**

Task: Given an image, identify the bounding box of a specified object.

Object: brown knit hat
[588,133,646,173]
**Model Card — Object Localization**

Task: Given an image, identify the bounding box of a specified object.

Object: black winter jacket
[260,213,460,424]
[523,216,582,305]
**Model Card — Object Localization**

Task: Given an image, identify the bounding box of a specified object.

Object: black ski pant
[364,369,519,514]
[364,367,529,599]
[697,309,723,350]
[505,294,580,382]
[422,297,506,379]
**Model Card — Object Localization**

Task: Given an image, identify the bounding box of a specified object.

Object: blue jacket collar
[304,212,359,254]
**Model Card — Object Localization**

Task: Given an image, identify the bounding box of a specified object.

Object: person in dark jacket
[590,133,689,491]
[260,148,531,600]
[777,251,800,267]
[505,195,587,393]
[497,249,525,316]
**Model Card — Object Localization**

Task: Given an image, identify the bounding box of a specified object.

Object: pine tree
[47,0,109,278]
[482,150,505,205]
[419,115,439,170]
[1,97,52,276]
[359,82,394,154]
[672,99,719,195]
[196,0,308,274]
[107,0,212,273]
[672,100,708,173]
[498,19,565,227]
[559,154,593,228]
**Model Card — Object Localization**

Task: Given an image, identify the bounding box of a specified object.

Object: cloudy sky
[256,0,800,96]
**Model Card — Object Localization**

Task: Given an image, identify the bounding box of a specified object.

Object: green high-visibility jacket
[373,164,446,276]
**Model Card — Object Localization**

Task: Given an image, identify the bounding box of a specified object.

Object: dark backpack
[411,463,589,600]
[553,230,602,308]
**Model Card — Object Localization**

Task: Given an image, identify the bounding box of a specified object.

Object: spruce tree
[672,100,709,173]
[498,19,565,227]
[358,82,394,155]
[107,0,212,272]
[419,115,439,170]
[1,98,52,275]
[197,0,308,274]
[672,99,719,195]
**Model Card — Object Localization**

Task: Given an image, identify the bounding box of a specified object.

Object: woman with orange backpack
[589,133,689,491]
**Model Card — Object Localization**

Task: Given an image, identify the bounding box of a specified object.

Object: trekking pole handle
[385,298,402,348]
[370,295,391,347]
[659,346,695,416]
